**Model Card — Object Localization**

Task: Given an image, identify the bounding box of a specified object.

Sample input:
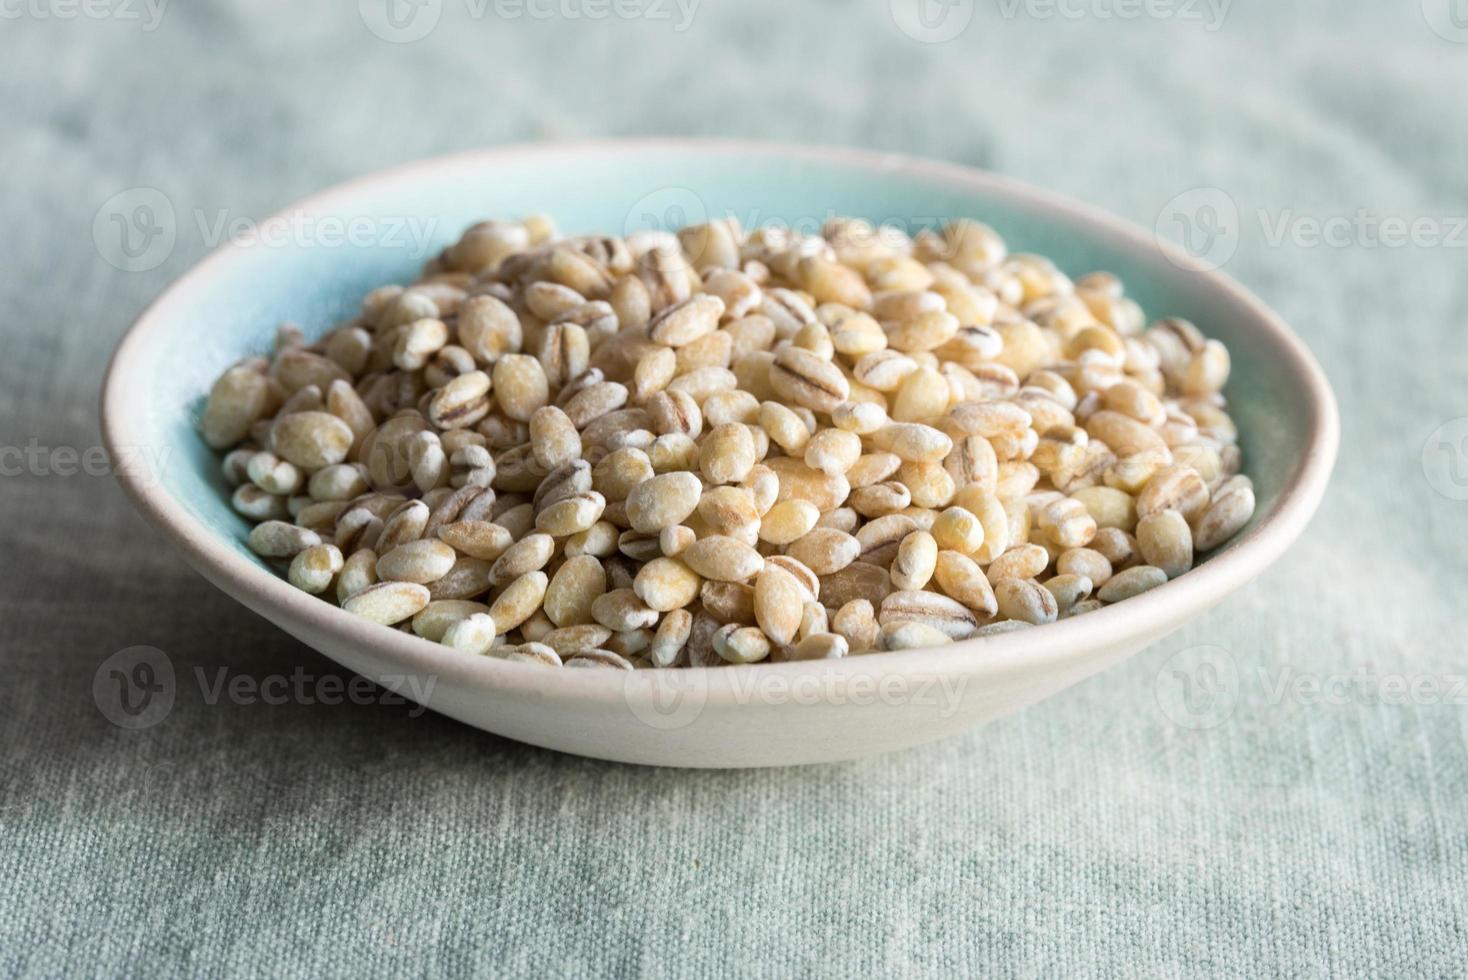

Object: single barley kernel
[696,486,759,542]
[994,578,1060,625]
[248,520,321,559]
[880,590,980,640]
[1137,509,1194,579]
[891,366,951,422]
[790,632,849,661]
[713,624,772,664]
[343,581,431,625]
[986,544,1049,582]
[441,613,499,656]
[932,550,998,618]
[1037,497,1097,550]
[288,543,344,595]
[271,411,355,470]
[411,599,492,642]
[848,481,911,518]
[1096,565,1168,602]
[499,642,565,667]
[1042,574,1093,615]
[543,624,613,656]
[489,533,555,585]
[535,491,606,537]
[336,548,378,603]
[931,506,986,555]
[515,610,553,645]
[831,599,878,652]
[759,499,820,546]
[787,527,861,576]
[543,554,607,626]
[625,471,703,533]
[1090,527,1136,568]
[565,649,636,671]
[649,608,693,667]
[633,557,702,612]
[699,423,757,485]
[431,521,509,561]
[247,451,301,496]
[878,621,954,651]
[891,530,938,591]
[683,535,765,582]
[768,346,850,412]
[900,461,957,510]
[804,428,861,476]
[1193,483,1256,552]
[659,524,696,557]
[202,366,272,449]
[700,581,756,625]
[429,556,494,601]
[1056,547,1113,587]
[648,294,725,347]
[871,423,953,463]
[752,563,805,645]
[1137,465,1210,523]
[798,600,829,641]
[488,570,549,631]
[376,538,457,584]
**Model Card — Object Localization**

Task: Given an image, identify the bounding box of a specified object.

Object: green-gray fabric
[2,2,1465,975]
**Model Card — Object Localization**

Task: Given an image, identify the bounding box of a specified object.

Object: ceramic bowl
[101,140,1338,767]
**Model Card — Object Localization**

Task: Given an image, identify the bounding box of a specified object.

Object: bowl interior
[122,145,1312,582]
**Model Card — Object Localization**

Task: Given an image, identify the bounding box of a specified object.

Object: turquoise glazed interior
[127,146,1303,574]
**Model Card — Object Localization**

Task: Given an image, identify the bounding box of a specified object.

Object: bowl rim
[100,137,1340,708]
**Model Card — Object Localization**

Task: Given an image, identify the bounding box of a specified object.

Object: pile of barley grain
[202,215,1255,669]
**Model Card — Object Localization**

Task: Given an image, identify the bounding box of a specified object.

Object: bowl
[101,140,1339,767]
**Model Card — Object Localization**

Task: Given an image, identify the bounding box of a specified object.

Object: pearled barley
[204,213,1250,668]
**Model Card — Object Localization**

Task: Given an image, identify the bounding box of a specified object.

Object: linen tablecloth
[2,1,1464,974]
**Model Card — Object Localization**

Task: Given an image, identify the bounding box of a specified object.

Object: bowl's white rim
[100,137,1340,709]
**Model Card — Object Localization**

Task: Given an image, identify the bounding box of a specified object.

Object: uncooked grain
[206,213,1253,668]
